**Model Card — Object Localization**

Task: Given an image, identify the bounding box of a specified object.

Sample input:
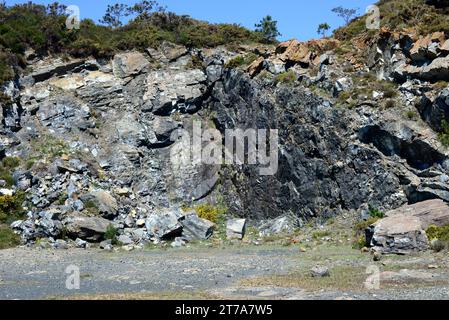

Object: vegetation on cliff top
[0,1,265,85]
[334,0,449,40]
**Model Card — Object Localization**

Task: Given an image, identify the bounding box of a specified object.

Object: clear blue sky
[5,0,376,41]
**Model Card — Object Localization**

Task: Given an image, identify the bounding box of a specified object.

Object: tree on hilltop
[255,15,281,43]
[317,23,330,38]
[332,6,359,24]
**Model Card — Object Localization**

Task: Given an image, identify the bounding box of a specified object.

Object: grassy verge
[0,225,21,250]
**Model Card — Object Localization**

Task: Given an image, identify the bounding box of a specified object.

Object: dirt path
[1,245,448,300]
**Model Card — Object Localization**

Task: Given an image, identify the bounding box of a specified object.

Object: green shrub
[0,91,12,106]
[225,53,259,69]
[0,191,26,224]
[30,134,69,160]
[405,110,418,120]
[194,203,227,223]
[435,81,449,90]
[225,56,245,68]
[83,199,100,216]
[426,225,449,251]
[383,88,397,99]
[312,230,331,240]
[353,235,367,250]
[353,217,380,249]
[185,55,203,69]
[426,225,449,242]
[439,120,449,147]
[2,156,20,169]
[384,99,396,109]
[354,217,380,235]
[0,50,16,84]
[334,0,449,40]
[104,224,119,245]
[0,156,21,187]
[368,205,384,219]
[275,70,297,85]
[0,225,21,249]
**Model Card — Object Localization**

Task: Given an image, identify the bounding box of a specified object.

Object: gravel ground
[0,245,448,300]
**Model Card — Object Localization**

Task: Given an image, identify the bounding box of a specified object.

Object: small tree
[128,0,165,21]
[46,2,67,16]
[317,23,330,38]
[100,3,129,28]
[255,15,281,43]
[332,6,359,24]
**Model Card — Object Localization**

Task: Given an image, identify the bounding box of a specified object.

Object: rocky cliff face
[2,30,449,245]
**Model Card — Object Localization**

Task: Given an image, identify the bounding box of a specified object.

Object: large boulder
[246,57,265,77]
[159,41,188,62]
[180,212,215,241]
[368,200,449,254]
[226,218,246,240]
[369,214,429,254]
[417,87,449,132]
[143,69,207,115]
[147,41,188,63]
[145,209,183,239]
[385,199,449,228]
[409,32,445,62]
[115,114,151,147]
[82,191,118,218]
[394,56,449,82]
[29,58,90,83]
[276,40,312,66]
[65,215,113,241]
[258,216,296,236]
[113,52,149,78]
[149,116,181,147]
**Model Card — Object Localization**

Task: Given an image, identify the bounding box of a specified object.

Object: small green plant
[225,56,245,69]
[25,159,36,170]
[312,230,331,240]
[225,53,258,69]
[30,134,69,160]
[368,205,384,219]
[426,225,449,252]
[0,157,21,187]
[0,92,12,106]
[275,70,297,85]
[0,191,26,224]
[186,55,203,69]
[426,225,449,242]
[384,99,396,109]
[83,199,100,216]
[104,224,119,245]
[438,120,449,148]
[258,70,274,81]
[55,192,67,205]
[435,81,449,90]
[0,225,21,249]
[353,216,380,249]
[405,110,418,120]
[383,88,397,99]
[353,235,367,250]
[194,203,227,223]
